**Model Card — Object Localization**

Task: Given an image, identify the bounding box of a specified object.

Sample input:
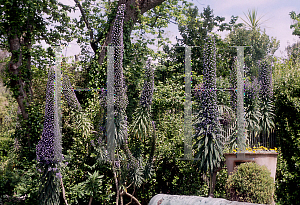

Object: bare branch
[120,190,141,205]
[97,0,167,66]
[60,177,69,205]
[74,0,98,53]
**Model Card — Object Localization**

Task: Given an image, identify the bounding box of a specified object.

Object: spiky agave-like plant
[193,35,224,197]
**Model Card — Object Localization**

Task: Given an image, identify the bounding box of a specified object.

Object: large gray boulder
[148,194,263,205]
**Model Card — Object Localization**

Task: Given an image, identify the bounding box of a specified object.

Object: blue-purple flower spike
[112,4,128,114]
[258,60,273,100]
[36,67,82,164]
[199,35,219,136]
[36,67,57,164]
[62,74,82,111]
[245,76,260,105]
[140,59,154,108]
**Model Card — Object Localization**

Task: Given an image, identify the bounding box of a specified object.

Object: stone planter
[224,152,279,182]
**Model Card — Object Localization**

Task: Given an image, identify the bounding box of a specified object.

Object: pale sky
[58,0,300,59]
[165,0,300,59]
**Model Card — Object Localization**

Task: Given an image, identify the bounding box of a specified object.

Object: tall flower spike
[200,35,219,136]
[258,60,273,100]
[140,59,154,108]
[245,76,260,106]
[36,67,57,164]
[109,4,129,147]
[62,74,82,111]
[229,57,238,112]
[110,4,141,172]
[112,4,128,114]
[193,35,224,182]
[37,68,82,164]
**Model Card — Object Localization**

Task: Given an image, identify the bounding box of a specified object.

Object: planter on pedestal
[224,151,278,182]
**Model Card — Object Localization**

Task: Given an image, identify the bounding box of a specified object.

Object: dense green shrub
[273,58,300,204]
[214,167,228,198]
[226,162,274,204]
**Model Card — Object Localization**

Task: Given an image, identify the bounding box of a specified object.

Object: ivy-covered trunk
[7,33,33,148]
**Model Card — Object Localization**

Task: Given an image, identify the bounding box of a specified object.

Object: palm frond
[240,9,269,30]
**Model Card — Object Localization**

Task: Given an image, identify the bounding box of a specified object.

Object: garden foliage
[226,162,275,204]
[0,1,299,205]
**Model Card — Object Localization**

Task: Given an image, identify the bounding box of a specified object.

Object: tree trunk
[7,34,33,147]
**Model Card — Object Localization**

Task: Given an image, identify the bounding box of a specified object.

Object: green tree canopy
[225,27,279,79]
[290,11,300,37]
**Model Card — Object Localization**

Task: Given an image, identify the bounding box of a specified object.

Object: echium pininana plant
[36,66,82,205]
[111,3,140,171]
[245,77,260,106]
[129,59,156,186]
[112,4,129,146]
[229,57,238,113]
[36,68,82,164]
[36,67,60,205]
[193,35,224,197]
[244,76,262,139]
[194,35,221,137]
[107,5,145,203]
[258,60,273,101]
[62,74,82,111]
[131,59,155,140]
[257,59,275,137]
[36,67,60,165]
[140,59,154,109]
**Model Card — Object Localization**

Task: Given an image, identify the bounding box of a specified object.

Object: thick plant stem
[88,196,93,205]
[112,163,119,205]
[208,171,214,198]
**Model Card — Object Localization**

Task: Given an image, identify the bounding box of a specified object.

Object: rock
[148,194,263,205]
